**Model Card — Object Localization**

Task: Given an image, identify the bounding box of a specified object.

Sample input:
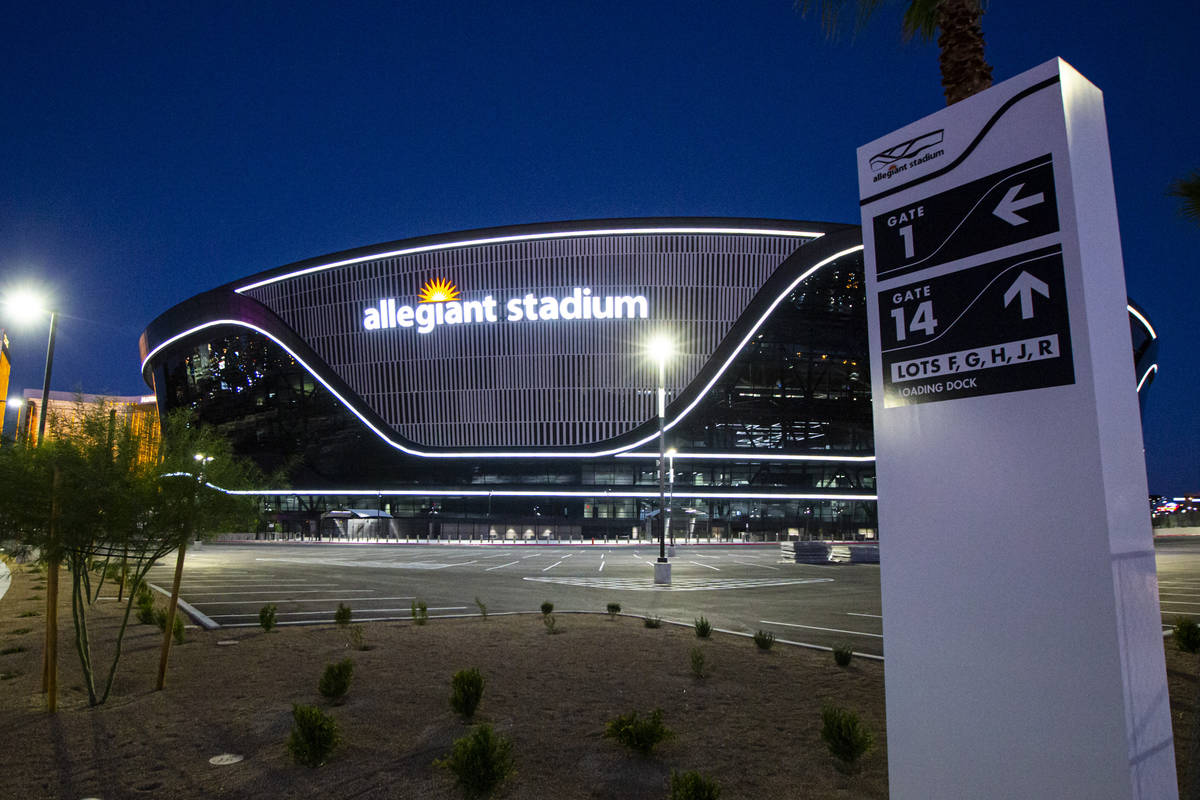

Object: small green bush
[475,596,488,620]
[259,603,278,632]
[606,602,621,619]
[689,647,706,679]
[1,646,27,655]
[643,616,661,629]
[434,723,514,797]
[694,616,712,638]
[287,703,340,767]
[348,624,369,651]
[17,610,38,618]
[820,705,874,774]
[318,658,354,704]
[540,600,554,615]
[334,602,352,627]
[8,628,32,636]
[412,599,429,625]
[670,769,722,800]
[604,708,673,756]
[833,644,853,667]
[450,667,486,719]
[753,630,775,650]
[154,608,185,643]
[135,583,155,624]
[1174,618,1200,653]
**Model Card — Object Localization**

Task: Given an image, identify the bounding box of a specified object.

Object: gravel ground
[1,561,1196,799]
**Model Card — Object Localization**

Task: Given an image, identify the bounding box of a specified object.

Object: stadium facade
[139,218,1157,541]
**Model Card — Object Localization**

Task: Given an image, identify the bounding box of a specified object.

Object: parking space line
[731,559,779,571]
[542,560,564,572]
[848,612,882,618]
[485,561,519,571]
[1160,600,1200,606]
[760,619,882,638]
[213,605,463,619]
[184,589,375,596]
[190,595,408,606]
[689,560,721,571]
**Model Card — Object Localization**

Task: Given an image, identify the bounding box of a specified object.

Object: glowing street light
[648,334,674,585]
[2,290,57,448]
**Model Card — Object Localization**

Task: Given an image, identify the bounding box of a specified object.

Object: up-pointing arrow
[1003,271,1050,319]
[993,183,1045,225]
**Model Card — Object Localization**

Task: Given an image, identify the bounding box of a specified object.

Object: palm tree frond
[794,0,888,39]
[901,0,942,41]
[1168,171,1200,224]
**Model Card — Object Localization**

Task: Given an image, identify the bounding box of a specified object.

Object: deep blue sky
[2,2,1196,493]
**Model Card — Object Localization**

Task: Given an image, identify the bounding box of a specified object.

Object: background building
[13,390,160,461]
[139,218,1156,542]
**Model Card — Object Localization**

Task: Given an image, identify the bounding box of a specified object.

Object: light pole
[666,447,677,549]
[648,335,673,585]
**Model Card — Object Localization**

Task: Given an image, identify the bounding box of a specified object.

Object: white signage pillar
[858,59,1175,799]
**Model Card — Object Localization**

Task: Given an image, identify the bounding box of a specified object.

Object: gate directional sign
[880,244,1073,406]
[858,59,1174,800]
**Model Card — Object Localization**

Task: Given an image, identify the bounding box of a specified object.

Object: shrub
[154,608,185,644]
[1,646,27,655]
[318,658,354,704]
[543,613,559,634]
[694,616,712,638]
[820,705,874,774]
[334,603,352,627]
[434,723,514,797]
[540,600,554,616]
[753,630,775,650]
[18,610,38,618]
[1174,618,1200,653]
[259,603,277,632]
[689,647,706,679]
[135,583,155,624]
[604,708,673,756]
[450,667,486,719]
[8,628,32,636]
[670,769,722,800]
[348,624,369,651]
[643,616,661,629]
[833,644,853,667]
[475,596,488,620]
[287,703,340,767]
[606,602,621,619]
[412,599,429,625]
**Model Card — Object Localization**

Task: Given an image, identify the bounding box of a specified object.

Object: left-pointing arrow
[993,183,1046,226]
[1003,271,1050,319]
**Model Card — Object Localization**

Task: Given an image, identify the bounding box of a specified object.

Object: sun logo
[417,277,460,304]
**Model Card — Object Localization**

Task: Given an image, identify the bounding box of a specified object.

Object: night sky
[2,2,1196,493]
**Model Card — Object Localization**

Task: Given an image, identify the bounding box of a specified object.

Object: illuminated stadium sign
[363,279,650,334]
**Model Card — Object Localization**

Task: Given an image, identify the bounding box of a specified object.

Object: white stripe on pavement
[760,620,882,638]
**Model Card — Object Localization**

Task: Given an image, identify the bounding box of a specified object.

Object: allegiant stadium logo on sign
[870,129,945,182]
[364,278,650,334]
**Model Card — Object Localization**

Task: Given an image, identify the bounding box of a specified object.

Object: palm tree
[795,0,993,105]
[1168,171,1200,224]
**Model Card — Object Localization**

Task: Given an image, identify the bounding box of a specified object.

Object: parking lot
[146,538,1200,660]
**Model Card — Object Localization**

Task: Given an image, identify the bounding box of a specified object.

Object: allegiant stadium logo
[364,278,650,334]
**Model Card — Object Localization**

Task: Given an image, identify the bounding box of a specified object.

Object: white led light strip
[235,226,826,294]
[142,245,866,460]
[203,483,876,501]
[1126,305,1157,340]
[615,451,874,463]
[1136,363,1157,393]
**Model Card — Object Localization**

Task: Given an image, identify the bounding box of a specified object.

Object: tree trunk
[936,0,993,105]
[155,540,187,691]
